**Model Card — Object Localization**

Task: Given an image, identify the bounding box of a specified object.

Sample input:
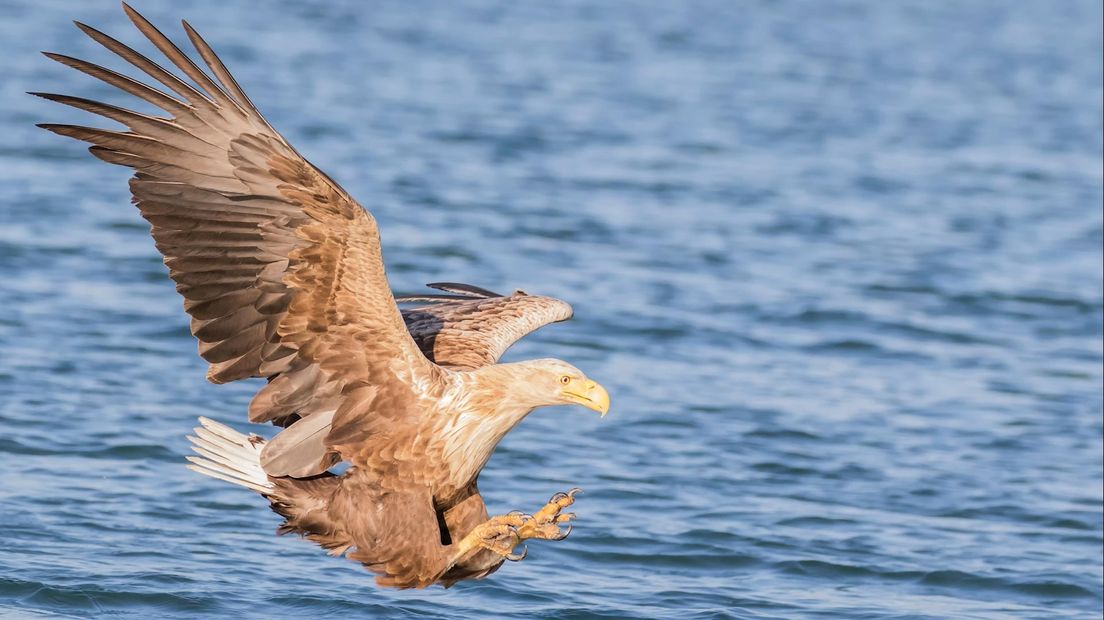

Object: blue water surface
[1,1,1102,618]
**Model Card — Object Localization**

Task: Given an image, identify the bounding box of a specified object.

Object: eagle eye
[559,375,571,385]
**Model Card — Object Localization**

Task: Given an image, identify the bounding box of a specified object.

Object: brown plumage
[37,4,610,589]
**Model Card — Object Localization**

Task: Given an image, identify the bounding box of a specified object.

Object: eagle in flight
[37,3,610,588]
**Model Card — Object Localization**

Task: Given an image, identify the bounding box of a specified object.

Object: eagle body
[38,3,609,589]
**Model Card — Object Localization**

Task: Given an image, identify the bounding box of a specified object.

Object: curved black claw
[551,524,573,540]
[550,488,582,503]
[506,545,528,562]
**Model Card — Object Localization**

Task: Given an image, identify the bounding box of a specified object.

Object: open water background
[1,1,1101,618]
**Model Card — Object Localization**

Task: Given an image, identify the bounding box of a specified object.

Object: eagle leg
[516,487,580,542]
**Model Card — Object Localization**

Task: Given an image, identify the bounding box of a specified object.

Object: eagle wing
[36,4,439,469]
[398,282,575,370]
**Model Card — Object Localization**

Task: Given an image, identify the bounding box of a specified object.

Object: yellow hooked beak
[563,380,610,417]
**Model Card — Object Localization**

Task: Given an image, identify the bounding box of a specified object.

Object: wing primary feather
[395,294,475,303]
[180,19,259,114]
[29,92,222,152]
[33,91,166,125]
[425,282,502,298]
[120,2,235,107]
[35,123,233,178]
[41,52,192,116]
[73,20,213,108]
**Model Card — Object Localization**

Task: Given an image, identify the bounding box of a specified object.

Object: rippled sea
[1,1,1101,618]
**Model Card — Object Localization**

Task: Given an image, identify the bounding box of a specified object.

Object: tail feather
[187,419,355,570]
[187,416,274,494]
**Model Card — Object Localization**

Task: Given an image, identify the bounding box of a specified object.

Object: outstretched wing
[398,283,574,370]
[36,4,438,469]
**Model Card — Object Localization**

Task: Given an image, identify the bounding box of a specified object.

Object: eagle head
[510,359,611,417]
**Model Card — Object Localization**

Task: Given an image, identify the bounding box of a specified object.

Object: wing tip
[35,122,73,134]
[120,1,142,23]
[72,20,95,35]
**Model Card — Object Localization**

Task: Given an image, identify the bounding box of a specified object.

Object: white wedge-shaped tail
[187,416,274,494]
